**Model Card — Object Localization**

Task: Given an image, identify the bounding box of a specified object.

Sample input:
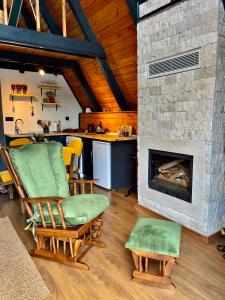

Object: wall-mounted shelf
[10,93,37,103]
[41,102,60,111]
[38,85,61,96]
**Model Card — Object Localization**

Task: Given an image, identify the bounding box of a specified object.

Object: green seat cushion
[9,142,69,199]
[33,194,109,226]
[125,218,181,257]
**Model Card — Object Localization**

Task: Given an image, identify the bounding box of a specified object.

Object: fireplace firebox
[148,150,193,202]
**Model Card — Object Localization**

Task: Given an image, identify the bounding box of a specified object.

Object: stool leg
[132,252,139,270]
[165,259,176,277]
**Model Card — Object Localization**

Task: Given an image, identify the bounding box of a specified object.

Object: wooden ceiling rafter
[72,61,101,111]
[21,3,36,30]
[68,0,130,111]
[125,0,138,23]
[0,50,75,69]
[39,0,61,35]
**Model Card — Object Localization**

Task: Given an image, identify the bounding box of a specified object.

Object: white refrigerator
[93,141,111,189]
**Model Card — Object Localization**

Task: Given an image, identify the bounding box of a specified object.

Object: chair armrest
[68,179,99,184]
[68,178,99,194]
[24,197,65,204]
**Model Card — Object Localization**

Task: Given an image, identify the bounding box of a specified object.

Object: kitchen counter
[5,132,68,138]
[5,132,137,142]
[69,133,137,142]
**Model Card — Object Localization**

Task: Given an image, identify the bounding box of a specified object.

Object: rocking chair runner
[0,142,109,270]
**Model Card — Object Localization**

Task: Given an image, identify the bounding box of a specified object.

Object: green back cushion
[9,142,69,198]
[125,218,181,257]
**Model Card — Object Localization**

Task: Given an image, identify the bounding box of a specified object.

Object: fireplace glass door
[148,149,193,202]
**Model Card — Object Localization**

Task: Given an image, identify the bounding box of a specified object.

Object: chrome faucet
[15,119,24,134]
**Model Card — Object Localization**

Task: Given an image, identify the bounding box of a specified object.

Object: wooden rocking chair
[0,142,109,270]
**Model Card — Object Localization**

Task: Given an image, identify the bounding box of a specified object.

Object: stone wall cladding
[208,1,225,234]
[138,0,223,236]
[139,0,169,17]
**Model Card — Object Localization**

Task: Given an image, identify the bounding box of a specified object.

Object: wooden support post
[62,0,67,37]
[35,0,40,31]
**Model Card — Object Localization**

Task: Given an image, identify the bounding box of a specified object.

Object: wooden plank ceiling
[9,0,137,112]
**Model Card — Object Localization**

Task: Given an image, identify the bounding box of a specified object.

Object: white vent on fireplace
[147,50,200,78]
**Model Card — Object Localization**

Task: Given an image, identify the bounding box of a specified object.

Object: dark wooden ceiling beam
[21,4,36,30]
[39,0,61,35]
[8,0,23,26]
[68,0,130,111]
[63,73,83,110]
[0,25,106,58]
[0,50,75,68]
[72,62,101,112]
[126,0,138,23]
[0,60,61,74]
[67,0,97,42]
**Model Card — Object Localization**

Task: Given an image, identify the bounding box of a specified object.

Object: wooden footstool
[125,218,181,288]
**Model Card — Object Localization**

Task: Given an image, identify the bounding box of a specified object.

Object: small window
[147,50,200,78]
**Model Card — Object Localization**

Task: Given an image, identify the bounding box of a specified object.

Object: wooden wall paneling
[79,111,137,133]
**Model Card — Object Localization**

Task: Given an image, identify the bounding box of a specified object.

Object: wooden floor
[1,188,225,300]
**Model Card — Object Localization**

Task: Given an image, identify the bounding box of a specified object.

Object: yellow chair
[9,138,32,148]
[0,170,14,199]
[68,139,83,157]
[68,139,83,179]
[62,146,76,180]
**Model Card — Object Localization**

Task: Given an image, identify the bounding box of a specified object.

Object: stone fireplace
[138,0,225,236]
[148,150,193,203]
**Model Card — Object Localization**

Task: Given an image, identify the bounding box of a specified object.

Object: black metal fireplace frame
[148,149,193,203]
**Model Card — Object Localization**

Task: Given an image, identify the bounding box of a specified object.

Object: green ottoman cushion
[125,218,181,257]
[33,194,109,226]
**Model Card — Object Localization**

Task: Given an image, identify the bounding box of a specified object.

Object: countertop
[5,132,137,142]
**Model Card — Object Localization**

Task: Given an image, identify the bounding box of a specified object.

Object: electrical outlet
[5,117,14,122]
[65,116,69,121]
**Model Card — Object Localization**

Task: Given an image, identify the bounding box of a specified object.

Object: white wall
[0,69,82,133]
